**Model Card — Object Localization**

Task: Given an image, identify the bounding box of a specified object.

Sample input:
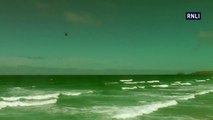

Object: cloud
[0,57,191,75]
[198,31,213,44]
[0,56,131,70]
[199,31,213,38]
[0,65,178,75]
[18,56,44,60]
[193,31,213,51]
[64,11,102,25]
[34,1,48,9]
[0,56,182,75]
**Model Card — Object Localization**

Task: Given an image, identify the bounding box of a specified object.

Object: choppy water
[0,75,212,120]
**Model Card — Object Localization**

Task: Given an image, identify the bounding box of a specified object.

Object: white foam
[196,90,213,95]
[178,94,195,100]
[138,101,147,104]
[138,81,146,83]
[174,81,181,83]
[0,99,57,109]
[177,90,213,101]
[62,90,93,96]
[151,84,169,88]
[121,86,137,90]
[112,100,177,119]
[123,81,138,84]
[84,90,94,94]
[123,81,145,84]
[171,82,191,86]
[62,92,82,96]
[137,86,145,89]
[180,83,191,85]
[195,80,206,82]
[1,93,60,101]
[120,79,133,82]
[6,87,47,97]
[147,80,160,83]
[171,81,180,85]
[13,87,22,90]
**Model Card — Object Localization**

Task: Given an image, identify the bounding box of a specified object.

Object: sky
[0,0,213,75]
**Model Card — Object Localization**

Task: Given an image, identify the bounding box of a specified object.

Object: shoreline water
[0,75,212,120]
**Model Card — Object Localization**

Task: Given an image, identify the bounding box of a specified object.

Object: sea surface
[0,75,212,120]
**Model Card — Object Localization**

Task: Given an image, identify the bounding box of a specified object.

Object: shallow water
[0,75,212,120]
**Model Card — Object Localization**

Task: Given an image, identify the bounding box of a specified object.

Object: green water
[0,75,212,120]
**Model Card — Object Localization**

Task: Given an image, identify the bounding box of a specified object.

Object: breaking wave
[137,86,145,89]
[112,89,212,119]
[120,79,133,82]
[195,80,206,82]
[151,84,169,88]
[196,90,213,96]
[147,80,160,83]
[169,90,213,101]
[0,90,94,109]
[111,100,177,119]
[1,93,60,101]
[123,81,138,84]
[61,92,81,96]
[0,99,57,109]
[121,86,137,90]
[61,90,93,96]
[171,81,192,86]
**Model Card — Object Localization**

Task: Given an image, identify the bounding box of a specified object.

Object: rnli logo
[186,12,201,20]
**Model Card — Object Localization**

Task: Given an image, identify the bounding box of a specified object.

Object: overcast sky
[0,0,213,74]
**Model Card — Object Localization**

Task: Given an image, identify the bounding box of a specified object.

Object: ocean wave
[138,81,146,83]
[195,80,206,82]
[177,90,213,100]
[171,81,180,85]
[123,81,146,84]
[195,90,213,95]
[121,86,137,90]
[61,92,82,96]
[179,83,191,86]
[147,80,160,83]
[6,87,43,97]
[111,100,177,119]
[123,81,138,84]
[104,82,119,85]
[0,99,57,109]
[151,84,169,88]
[171,81,191,86]
[12,87,22,90]
[1,93,60,101]
[84,90,94,94]
[53,90,93,97]
[0,90,94,109]
[1,90,94,102]
[120,79,133,82]
[137,86,145,89]
[178,94,195,100]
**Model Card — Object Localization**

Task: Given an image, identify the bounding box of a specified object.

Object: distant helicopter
[64,32,69,37]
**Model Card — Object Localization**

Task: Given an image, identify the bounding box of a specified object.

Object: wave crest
[0,99,57,109]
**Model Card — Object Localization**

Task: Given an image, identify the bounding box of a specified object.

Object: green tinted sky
[0,0,213,74]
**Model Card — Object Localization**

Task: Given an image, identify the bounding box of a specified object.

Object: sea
[0,75,212,120]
